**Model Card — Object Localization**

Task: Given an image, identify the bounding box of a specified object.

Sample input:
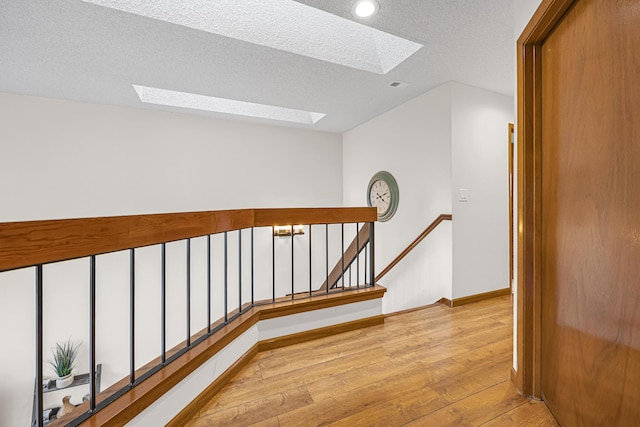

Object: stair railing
[375,214,452,282]
[0,207,376,427]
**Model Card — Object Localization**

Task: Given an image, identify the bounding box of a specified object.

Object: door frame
[515,0,577,398]
[508,123,514,291]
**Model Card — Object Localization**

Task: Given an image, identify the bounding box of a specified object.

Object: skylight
[132,85,326,124]
[81,0,422,74]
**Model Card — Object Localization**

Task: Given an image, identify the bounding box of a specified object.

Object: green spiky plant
[48,339,80,378]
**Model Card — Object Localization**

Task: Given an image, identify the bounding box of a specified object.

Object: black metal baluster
[369,222,375,287]
[309,225,312,297]
[291,226,294,300]
[325,224,329,294]
[161,243,166,364]
[238,229,242,314]
[341,223,345,290]
[130,249,135,385]
[89,256,97,411]
[272,227,275,303]
[224,232,228,322]
[207,236,211,334]
[251,228,254,306]
[356,223,360,288]
[364,244,368,287]
[35,265,43,427]
[186,239,191,347]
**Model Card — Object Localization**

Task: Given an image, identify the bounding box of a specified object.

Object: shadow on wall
[379,221,453,314]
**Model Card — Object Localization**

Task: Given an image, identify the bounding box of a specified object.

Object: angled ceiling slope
[0,0,514,132]
[81,0,423,75]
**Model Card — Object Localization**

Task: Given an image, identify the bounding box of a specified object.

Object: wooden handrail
[319,222,371,291]
[253,208,375,227]
[375,214,452,283]
[0,207,376,272]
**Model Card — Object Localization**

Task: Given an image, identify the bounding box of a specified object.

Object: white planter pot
[56,373,74,389]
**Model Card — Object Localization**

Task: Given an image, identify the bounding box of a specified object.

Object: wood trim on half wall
[450,288,511,308]
[437,288,511,309]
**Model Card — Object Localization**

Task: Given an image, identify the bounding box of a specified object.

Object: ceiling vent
[388,81,409,88]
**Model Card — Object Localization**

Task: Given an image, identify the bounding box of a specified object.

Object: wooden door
[540,0,640,425]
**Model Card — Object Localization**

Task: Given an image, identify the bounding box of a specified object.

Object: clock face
[369,179,391,216]
[366,171,399,222]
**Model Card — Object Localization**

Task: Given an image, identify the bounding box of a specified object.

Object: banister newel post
[369,221,375,287]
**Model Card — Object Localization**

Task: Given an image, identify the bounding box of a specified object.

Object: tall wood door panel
[541,0,640,425]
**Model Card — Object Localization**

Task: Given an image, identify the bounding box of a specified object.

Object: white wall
[515,0,544,39]
[450,82,514,298]
[343,84,453,314]
[0,93,344,427]
[381,221,453,310]
[0,93,342,222]
[343,82,513,312]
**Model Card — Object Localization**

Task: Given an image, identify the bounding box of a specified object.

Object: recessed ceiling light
[352,0,380,18]
[81,0,421,75]
[132,85,326,125]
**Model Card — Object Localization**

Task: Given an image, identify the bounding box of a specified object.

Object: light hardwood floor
[185,296,558,426]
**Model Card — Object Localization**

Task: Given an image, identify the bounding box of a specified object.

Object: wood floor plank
[389,341,471,366]
[385,318,505,359]
[481,399,560,426]
[248,418,281,427]
[404,380,529,426]
[428,354,513,402]
[453,323,512,351]
[205,349,390,410]
[187,386,312,427]
[326,385,448,426]
[277,372,448,426]
[185,296,556,426]
[307,354,464,403]
[449,337,513,369]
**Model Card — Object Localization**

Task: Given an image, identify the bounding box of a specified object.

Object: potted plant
[49,339,80,389]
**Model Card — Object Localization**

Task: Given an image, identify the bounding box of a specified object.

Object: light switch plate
[459,188,469,202]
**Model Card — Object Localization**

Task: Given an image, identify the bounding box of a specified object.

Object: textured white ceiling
[80,0,423,74]
[0,0,514,133]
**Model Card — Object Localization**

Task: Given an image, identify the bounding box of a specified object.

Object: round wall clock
[367,171,399,222]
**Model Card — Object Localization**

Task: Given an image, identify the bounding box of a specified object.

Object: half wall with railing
[0,207,377,426]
